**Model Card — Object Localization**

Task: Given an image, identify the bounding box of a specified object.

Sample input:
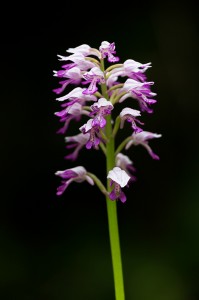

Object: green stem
[86,172,107,195]
[85,56,100,66]
[99,129,109,143]
[112,116,121,138]
[100,59,125,300]
[105,63,123,73]
[107,83,124,93]
[115,136,132,156]
[99,142,107,155]
[112,91,127,105]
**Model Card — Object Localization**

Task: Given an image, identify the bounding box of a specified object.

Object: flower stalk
[105,115,125,300]
[53,41,162,300]
[101,57,125,298]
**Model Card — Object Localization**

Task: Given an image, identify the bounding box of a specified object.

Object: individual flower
[54,102,89,134]
[66,44,100,58]
[119,78,157,113]
[116,153,136,182]
[90,98,114,128]
[125,131,162,160]
[55,166,94,196]
[107,167,130,203]
[119,107,143,133]
[82,67,105,95]
[56,87,97,104]
[108,59,151,83]
[79,118,101,149]
[99,41,120,62]
[64,133,90,161]
[53,66,82,94]
[57,53,96,70]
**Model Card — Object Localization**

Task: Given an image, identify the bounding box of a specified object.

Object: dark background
[1,1,199,299]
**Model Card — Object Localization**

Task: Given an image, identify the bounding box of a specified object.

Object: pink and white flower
[108,59,151,83]
[125,131,162,160]
[55,166,94,196]
[82,67,105,95]
[99,41,120,62]
[119,78,157,113]
[116,153,136,181]
[53,67,82,94]
[64,133,90,161]
[57,53,96,72]
[66,44,100,58]
[107,167,130,203]
[79,119,101,150]
[90,98,113,128]
[56,87,97,104]
[120,107,143,133]
[54,102,89,134]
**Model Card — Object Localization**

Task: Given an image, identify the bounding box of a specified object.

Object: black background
[1,1,199,300]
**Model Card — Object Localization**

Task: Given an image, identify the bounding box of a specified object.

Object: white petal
[107,167,130,188]
[56,87,83,101]
[116,153,133,166]
[65,133,90,144]
[66,44,91,55]
[71,166,87,176]
[123,78,143,90]
[120,107,141,117]
[87,67,104,77]
[66,67,81,78]
[67,102,82,115]
[92,98,113,109]
[79,119,93,132]
[99,41,110,50]
[133,131,162,143]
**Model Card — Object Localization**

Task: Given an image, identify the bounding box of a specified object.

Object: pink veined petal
[109,190,117,201]
[149,151,160,160]
[55,170,77,179]
[119,191,127,203]
[94,136,100,147]
[99,116,106,128]
[86,140,93,149]
[56,181,69,196]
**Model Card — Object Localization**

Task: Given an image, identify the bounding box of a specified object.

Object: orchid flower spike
[53,41,161,203]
